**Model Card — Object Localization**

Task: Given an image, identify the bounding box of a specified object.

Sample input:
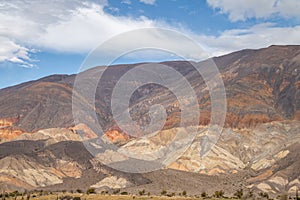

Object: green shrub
[201,191,207,198]
[279,194,288,200]
[9,191,20,197]
[113,189,120,194]
[214,190,225,198]
[138,189,145,195]
[120,192,128,195]
[161,190,167,196]
[76,189,82,193]
[86,188,96,194]
[59,195,72,200]
[166,192,175,197]
[259,192,269,199]
[234,189,243,198]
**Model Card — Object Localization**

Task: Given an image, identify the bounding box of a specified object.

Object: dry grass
[5,193,205,200]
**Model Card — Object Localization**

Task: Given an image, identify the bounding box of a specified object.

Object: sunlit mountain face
[0,45,299,197]
[1,0,300,198]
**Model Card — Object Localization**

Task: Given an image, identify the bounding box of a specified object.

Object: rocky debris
[91,176,131,189]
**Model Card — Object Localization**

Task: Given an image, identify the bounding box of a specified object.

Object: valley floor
[3,194,231,200]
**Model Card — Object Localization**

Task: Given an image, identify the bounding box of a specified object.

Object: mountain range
[0,45,299,198]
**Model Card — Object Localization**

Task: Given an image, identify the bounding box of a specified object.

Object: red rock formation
[0,127,24,141]
[104,127,131,144]
[0,116,24,141]
[0,116,19,128]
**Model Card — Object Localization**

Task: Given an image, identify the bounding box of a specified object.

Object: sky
[0,0,300,88]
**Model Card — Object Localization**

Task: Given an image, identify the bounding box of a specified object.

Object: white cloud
[139,0,156,5]
[0,0,205,67]
[276,0,300,18]
[195,23,300,56]
[0,0,172,67]
[0,0,109,67]
[121,0,131,5]
[0,0,300,67]
[35,4,158,53]
[207,0,300,21]
[0,36,34,67]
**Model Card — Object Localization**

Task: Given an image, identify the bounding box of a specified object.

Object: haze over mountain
[0,45,299,197]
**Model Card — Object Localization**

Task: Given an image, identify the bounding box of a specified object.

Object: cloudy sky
[0,0,300,88]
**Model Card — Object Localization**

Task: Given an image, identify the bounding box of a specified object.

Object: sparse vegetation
[160,190,167,196]
[201,191,208,198]
[26,192,30,200]
[76,189,82,194]
[279,193,288,200]
[112,189,120,194]
[86,188,96,195]
[59,195,73,200]
[259,192,269,199]
[138,189,145,196]
[214,190,225,198]
[9,191,21,198]
[165,192,176,197]
[120,192,128,195]
[1,190,295,200]
[100,191,108,195]
[234,188,243,198]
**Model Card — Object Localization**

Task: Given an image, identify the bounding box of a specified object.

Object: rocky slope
[0,45,299,197]
[0,45,299,133]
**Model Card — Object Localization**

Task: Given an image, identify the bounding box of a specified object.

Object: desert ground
[1,194,231,200]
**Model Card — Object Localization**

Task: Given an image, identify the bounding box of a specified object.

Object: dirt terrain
[0,45,299,198]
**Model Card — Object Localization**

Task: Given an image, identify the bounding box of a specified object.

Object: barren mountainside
[0,45,299,197]
[0,45,299,133]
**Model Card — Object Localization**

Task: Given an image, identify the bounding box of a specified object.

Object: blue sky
[0,0,300,88]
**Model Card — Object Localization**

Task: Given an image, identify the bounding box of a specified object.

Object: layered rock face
[0,117,24,142]
[0,45,299,196]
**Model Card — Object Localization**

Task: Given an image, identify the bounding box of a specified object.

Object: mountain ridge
[0,45,299,196]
